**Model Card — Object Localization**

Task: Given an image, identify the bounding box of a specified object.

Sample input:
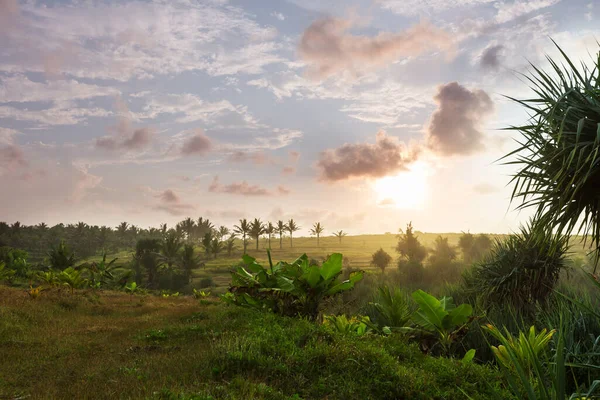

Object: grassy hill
[0,286,511,400]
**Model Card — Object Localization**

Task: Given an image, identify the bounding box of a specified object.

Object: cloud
[208,175,289,196]
[0,127,19,146]
[0,144,27,174]
[0,0,19,36]
[480,44,504,69]
[298,17,453,79]
[378,198,396,207]
[282,166,296,175]
[181,130,212,156]
[153,189,195,216]
[494,0,560,24]
[473,183,499,194]
[227,150,274,165]
[271,12,286,21]
[317,131,419,182]
[71,166,103,203]
[289,151,301,163]
[425,82,494,156]
[376,0,494,16]
[95,98,154,152]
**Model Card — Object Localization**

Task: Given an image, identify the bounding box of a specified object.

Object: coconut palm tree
[265,222,275,249]
[210,238,224,259]
[332,230,347,245]
[157,232,183,271]
[250,218,265,250]
[196,217,214,240]
[505,43,600,273]
[179,244,201,282]
[310,222,325,247]
[287,219,300,248]
[225,234,237,256]
[181,217,196,242]
[276,220,287,249]
[234,219,251,254]
[218,226,230,240]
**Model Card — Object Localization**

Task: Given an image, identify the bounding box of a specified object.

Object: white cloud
[377,0,494,16]
[0,105,111,126]
[494,0,561,24]
[271,12,286,21]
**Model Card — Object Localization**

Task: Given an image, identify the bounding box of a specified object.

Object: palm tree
[201,231,214,257]
[116,222,128,238]
[210,238,224,259]
[332,230,347,244]
[265,222,275,249]
[196,217,214,240]
[287,219,300,248]
[181,217,196,242]
[276,220,287,249]
[250,218,265,250]
[225,234,237,256]
[160,223,168,236]
[36,222,48,232]
[234,219,251,254]
[310,222,325,247]
[157,232,183,271]
[218,226,230,240]
[179,244,201,283]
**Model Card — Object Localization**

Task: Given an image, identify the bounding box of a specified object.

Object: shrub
[463,222,568,310]
[367,286,412,330]
[198,276,215,288]
[223,252,363,321]
[371,248,392,273]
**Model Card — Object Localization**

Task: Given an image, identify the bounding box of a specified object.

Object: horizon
[1,0,598,234]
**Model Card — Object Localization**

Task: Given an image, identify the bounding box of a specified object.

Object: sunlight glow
[374,163,429,210]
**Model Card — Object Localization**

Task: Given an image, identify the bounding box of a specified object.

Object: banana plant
[224,251,363,320]
[58,267,88,294]
[410,289,473,355]
[37,270,59,287]
[192,288,211,299]
[0,262,15,284]
[87,252,119,288]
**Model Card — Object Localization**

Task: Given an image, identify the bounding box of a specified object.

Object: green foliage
[0,261,15,283]
[371,248,392,273]
[58,267,88,294]
[125,281,138,295]
[198,276,215,288]
[0,246,29,278]
[411,289,474,355]
[180,244,202,281]
[324,314,371,336]
[459,233,492,264]
[224,252,364,320]
[47,240,75,270]
[192,288,210,299]
[86,252,119,288]
[367,286,412,329]
[37,270,59,287]
[429,236,457,265]
[464,222,568,309]
[396,222,428,264]
[504,43,600,273]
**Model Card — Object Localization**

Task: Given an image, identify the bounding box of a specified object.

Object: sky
[0,0,598,235]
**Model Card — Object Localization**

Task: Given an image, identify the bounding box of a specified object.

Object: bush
[198,276,215,289]
[463,222,568,310]
[223,252,363,321]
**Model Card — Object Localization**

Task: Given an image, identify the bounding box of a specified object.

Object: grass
[0,285,513,399]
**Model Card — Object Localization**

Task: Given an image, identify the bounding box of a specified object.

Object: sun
[374,163,429,209]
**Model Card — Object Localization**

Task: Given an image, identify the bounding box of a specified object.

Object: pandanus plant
[504,42,600,273]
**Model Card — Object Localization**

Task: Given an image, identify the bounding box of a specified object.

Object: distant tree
[47,240,75,270]
[396,222,428,264]
[157,232,183,272]
[218,226,230,240]
[459,232,492,263]
[196,217,214,240]
[265,222,275,249]
[201,231,214,257]
[234,219,251,254]
[372,248,392,274]
[225,234,237,256]
[180,244,201,283]
[332,230,347,244]
[134,238,161,287]
[287,219,300,248]
[250,218,265,250]
[429,236,457,265]
[310,222,325,247]
[276,220,287,249]
[210,238,224,259]
[181,217,196,242]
